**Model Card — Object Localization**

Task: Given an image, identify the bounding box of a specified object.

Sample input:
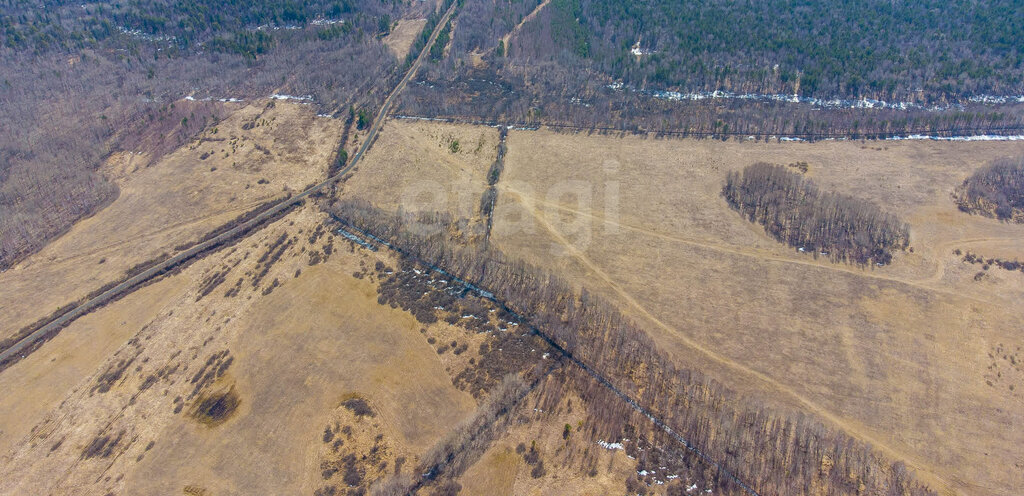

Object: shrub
[341,397,375,418]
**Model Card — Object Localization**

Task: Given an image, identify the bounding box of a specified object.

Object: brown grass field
[0,99,341,342]
[489,130,1024,495]
[384,19,428,59]
[329,120,1024,494]
[0,206,479,494]
[339,119,499,229]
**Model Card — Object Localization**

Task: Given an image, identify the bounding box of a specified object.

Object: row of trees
[723,163,910,265]
[403,0,460,68]
[398,65,1024,141]
[327,198,934,495]
[954,156,1024,222]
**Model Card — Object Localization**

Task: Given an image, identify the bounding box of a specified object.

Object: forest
[326,198,935,495]
[445,0,1024,102]
[399,0,1024,139]
[397,71,1024,140]
[0,0,398,52]
[723,163,910,266]
[954,156,1024,222]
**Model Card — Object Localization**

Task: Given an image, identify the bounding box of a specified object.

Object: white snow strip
[607,82,1024,112]
[597,440,624,450]
[884,134,1024,141]
[270,93,314,102]
[311,18,345,26]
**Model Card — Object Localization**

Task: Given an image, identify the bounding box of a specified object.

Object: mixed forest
[400,0,1024,138]
[507,0,1024,101]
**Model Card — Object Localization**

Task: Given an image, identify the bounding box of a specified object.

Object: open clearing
[384,18,428,59]
[339,119,499,229]
[0,100,341,342]
[488,130,1024,495]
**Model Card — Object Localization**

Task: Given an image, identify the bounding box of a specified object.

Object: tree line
[723,163,910,266]
[326,198,934,495]
[398,67,1024,142]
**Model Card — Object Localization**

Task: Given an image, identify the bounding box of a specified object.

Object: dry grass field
[384,18,428,59]
[0,206,480,495]
[328,119,1024,494]
[340,119,499,229]
[0,200,624,495]
[0,113,651,496]
[0,269,190,457]
[487,130,1024,495]
[0,99,341,342]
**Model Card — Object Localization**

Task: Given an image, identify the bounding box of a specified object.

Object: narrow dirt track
[0,1,460,367]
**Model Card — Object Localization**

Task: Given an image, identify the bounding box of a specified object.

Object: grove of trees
[954,156,1024,222]
[723,163,910,265]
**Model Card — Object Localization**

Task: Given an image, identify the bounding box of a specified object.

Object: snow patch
[270,93,314,103]
[311,18,345,26]
[182,95,243,103]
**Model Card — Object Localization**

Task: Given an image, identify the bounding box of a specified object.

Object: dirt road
[0,1,460,367]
